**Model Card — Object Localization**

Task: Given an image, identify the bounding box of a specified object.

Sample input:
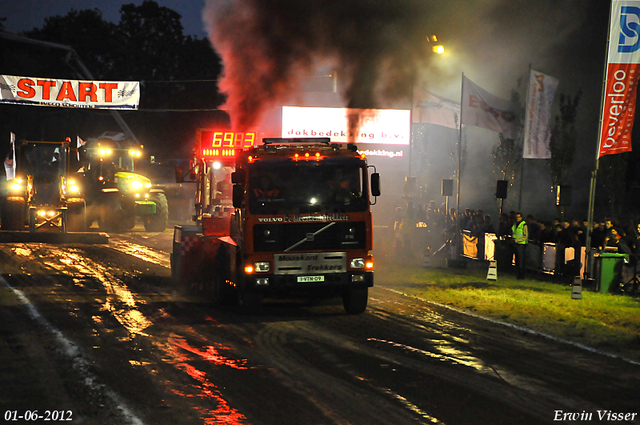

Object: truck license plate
[297,276,324,283]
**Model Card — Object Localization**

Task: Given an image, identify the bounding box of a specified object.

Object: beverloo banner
[598,1,640,158]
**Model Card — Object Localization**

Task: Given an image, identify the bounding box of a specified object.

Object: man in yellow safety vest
[511,212,528,279]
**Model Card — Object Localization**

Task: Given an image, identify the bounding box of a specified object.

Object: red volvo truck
[171,131,380,314]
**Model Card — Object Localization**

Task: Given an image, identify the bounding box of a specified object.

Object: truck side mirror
[371,173,381,197]
[233,184,244,208]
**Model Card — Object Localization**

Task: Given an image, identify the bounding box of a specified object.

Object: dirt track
[0,229,638,424]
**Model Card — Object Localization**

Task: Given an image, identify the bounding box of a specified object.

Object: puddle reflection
[368,338,490,373]
[108,240,171,268]
[44,247,153,336]
[159,333,250,424]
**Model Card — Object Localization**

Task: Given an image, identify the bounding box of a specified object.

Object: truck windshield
[248,160,368,214]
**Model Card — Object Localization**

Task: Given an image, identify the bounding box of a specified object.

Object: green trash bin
[596,252,629,293]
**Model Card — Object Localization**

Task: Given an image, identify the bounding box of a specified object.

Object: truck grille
[273,252,346,275]
[254,221,366,252]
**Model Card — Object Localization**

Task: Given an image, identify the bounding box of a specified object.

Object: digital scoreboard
[197,129,257,160]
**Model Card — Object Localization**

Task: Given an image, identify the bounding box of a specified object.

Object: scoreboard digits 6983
[197,129,256,160]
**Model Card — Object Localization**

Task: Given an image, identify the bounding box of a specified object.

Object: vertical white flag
[4,132,16,180]
[76,136,86,161]
[461,75,520,139]
[412,86,460,129]
[523,70,559,159]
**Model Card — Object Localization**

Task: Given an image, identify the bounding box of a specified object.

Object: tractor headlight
[130,180,143,190]
[10,178,23,192]
[67,179,80,194]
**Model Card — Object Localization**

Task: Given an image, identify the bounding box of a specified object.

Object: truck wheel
[67,201,87,232]
[144,192,168,232]
[342,287,368,314]
[1,198,26,230]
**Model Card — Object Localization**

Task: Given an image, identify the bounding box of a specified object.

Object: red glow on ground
[159,333,250,424]
[169,334,249,369]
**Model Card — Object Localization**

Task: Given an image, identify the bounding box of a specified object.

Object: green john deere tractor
[72,133,168,232]
[1,139,86,232]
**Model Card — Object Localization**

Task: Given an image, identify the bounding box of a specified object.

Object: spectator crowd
[392,199,640,262]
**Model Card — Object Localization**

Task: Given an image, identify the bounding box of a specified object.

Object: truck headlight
[350,258,365,269]
[254,262,270,272]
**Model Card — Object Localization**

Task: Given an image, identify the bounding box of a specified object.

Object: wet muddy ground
[0,227,638,424]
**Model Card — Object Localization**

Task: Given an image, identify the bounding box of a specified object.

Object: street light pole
[456,72,465,259]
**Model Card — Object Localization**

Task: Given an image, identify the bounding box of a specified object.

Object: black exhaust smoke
[204,0,432,136]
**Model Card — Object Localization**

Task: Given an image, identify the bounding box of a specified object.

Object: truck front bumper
[244,271,373,294]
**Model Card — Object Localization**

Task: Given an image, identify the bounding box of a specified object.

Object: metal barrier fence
[462,231,587,277]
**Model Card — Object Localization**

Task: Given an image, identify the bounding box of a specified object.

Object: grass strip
[376,261,640,362]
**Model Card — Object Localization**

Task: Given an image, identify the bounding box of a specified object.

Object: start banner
[0,74,139,110]
[598,1,640,158]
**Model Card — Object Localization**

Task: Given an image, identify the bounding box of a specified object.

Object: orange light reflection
[161,333,250,425]
[170,334,249,369]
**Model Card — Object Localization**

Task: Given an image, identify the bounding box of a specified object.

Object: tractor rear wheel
[144,192,168,232]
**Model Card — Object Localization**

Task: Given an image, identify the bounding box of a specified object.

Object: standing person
[512,212,529,280]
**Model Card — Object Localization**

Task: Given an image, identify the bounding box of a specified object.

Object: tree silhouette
[1,1,225,158]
